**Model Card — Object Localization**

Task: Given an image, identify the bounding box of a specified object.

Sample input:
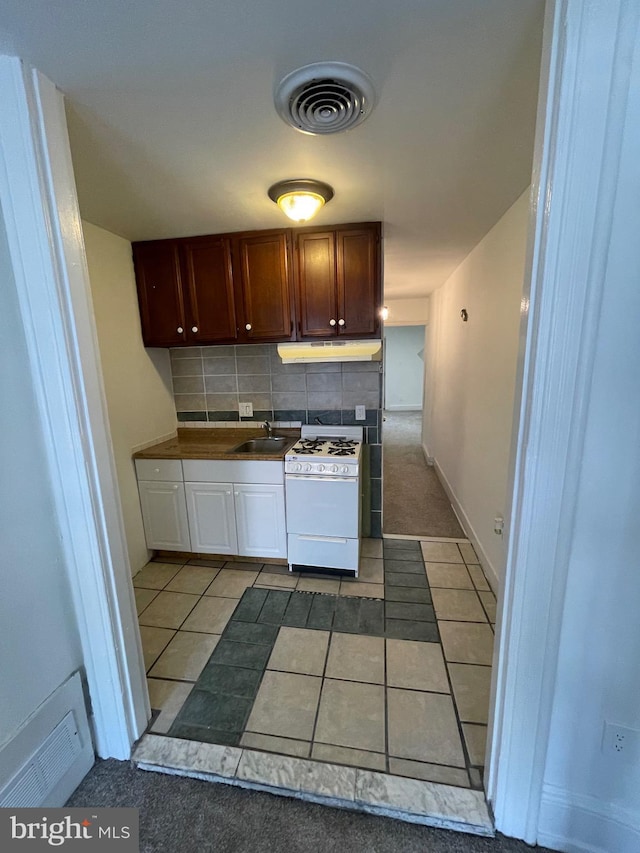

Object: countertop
[133,427,300,461]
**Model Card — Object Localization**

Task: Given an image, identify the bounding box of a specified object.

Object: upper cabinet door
[336,224,382,338]
[133,240,187,346]
[234,231,294,342]
[181,236,238,344]
[296,231,337,338]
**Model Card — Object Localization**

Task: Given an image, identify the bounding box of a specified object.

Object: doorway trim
[487,0,638,842]
[0,57,149,759]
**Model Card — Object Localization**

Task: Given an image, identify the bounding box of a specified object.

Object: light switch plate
[355,405,366,421]
[239,402,253,417]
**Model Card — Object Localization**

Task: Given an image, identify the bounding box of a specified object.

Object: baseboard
[537,784,640,853]
[385,405,423,412]
[421,442,435,467]
[431,459,499,593]
[0,671,94,807]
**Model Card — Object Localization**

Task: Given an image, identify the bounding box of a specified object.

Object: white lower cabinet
[234,484,287,559]
[136,457,287,559]
[185,482,237,555]
[137,480,190,551]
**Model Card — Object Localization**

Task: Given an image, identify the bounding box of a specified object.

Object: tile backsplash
[170,343,383,537]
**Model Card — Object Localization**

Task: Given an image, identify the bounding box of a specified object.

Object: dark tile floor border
[170,542,441,746]
[163,539,489,790]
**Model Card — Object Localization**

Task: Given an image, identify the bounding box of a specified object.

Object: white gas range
[285,425,363,575]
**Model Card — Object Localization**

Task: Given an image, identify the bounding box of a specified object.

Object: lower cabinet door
[234,484,287,559]
[138,480,190,551]
[185,482,238,554]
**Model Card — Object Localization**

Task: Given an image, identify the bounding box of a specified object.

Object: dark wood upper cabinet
[233,231,294,342]
[295,222,381,340]
[132,222,381,347]
[295,231,336,338]
[181,236,237,344]
[133,240,187,346]
[337,225,381,337]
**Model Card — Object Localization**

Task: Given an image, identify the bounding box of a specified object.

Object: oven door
[285,474,360,538]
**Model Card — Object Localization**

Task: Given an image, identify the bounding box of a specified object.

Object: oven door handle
[295,535,349,544]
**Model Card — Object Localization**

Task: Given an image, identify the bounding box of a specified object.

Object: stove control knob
[330,464,339,473]
[317,464,325,472]
[294,463,302,472]
[304,464,312,472]
[342,466,349,474]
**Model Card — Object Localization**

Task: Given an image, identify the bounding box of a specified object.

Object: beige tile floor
[134,539,497,790]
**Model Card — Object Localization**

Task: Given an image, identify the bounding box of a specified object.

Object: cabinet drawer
[135,458,184,482]
[288,533,359,571]
[182,459,284,485]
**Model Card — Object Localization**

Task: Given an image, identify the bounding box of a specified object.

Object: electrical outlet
[603,722,640,761]
[494,515,504,535]
[355,405,366,421]
[238,402,253,418]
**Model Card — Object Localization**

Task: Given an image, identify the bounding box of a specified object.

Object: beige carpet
[382,411,464,538]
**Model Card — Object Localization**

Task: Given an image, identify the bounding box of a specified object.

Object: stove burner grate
[328,447,356,456]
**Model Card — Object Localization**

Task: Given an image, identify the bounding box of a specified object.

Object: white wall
[383,297,429,326]
[538,19,640,850]
[384,325,425,410]
[424,189,529,587]
[0,204,83,746]
[83,221,177,574]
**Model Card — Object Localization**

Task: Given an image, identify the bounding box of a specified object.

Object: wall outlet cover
[355,405,366,420]
[603,721,640,762]
[239,402,253,417]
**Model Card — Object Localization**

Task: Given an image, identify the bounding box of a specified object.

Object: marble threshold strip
[132,733,494,837]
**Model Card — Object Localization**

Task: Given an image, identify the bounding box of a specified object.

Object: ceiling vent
[275,62,375,135]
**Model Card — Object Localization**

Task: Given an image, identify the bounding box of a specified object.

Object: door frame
[487,0,639,841]
[0,57,148,759]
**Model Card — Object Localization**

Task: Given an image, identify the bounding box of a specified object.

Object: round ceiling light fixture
[274,61,376,135]
[268,179,334,223]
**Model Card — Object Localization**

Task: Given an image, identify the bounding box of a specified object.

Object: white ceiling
[0,0,544,298]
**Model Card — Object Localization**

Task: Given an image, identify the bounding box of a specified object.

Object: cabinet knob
[338,319,345,326]
[191,326,198,333]
[245,323,252,331]
[154,468,160,473]
[329,319,336,327]
[172,485,178,490]
[177,326,183,334]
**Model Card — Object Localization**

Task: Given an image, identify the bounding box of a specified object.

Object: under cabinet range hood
[277,340,382,364]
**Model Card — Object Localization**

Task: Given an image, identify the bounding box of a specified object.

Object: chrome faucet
[263,421,273,438]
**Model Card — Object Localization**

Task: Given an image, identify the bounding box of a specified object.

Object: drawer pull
[297,535,348,544]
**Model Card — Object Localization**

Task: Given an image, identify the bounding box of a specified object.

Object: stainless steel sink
[230,437,290,454]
